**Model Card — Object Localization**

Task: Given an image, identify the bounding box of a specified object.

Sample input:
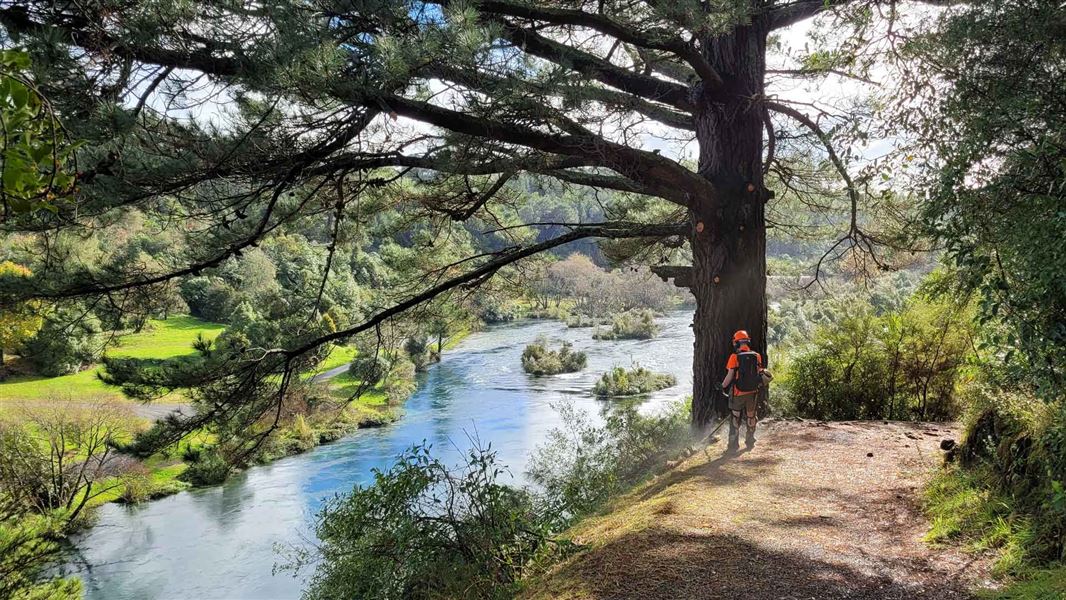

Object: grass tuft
[924,465,1042,577]
[978,566,1066,600]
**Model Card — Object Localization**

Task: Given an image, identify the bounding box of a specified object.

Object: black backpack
[735,351,761,393]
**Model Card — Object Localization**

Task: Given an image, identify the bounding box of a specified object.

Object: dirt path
[527,420,993,600]
[310,363,350,383]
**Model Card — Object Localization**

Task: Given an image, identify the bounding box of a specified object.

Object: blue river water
[66,312,695,599]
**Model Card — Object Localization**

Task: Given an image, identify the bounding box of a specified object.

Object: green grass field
[0,316,224,404]
[0,317,403,505]
[108,315,225,359]
[0,318,365,405]
[327,371,389,405]
[310,344,358,376]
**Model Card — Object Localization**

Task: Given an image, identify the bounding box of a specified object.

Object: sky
[125,3,940,171]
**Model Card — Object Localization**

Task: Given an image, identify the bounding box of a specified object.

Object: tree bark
[690,22,770,428]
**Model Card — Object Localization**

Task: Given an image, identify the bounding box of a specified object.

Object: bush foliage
[347,353,389,386]
[21,308,103,376]
[294,443,556,600]
[404,336,434,371]
[0,500,81,600]
[927,389,1066,574]
[294,399,695,598]
[383,355,417,404]
[778,293,974,422]
[533,254,678,317]
[178,448,232,486]
[528,399,693,519]
[906,3,1066,586]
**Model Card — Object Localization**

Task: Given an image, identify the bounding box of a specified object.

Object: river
[66,311,696,599]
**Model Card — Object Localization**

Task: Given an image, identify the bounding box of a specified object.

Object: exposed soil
[526,420,994,599]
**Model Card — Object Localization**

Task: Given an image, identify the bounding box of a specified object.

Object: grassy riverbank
[0,316,411,506]
[0,316,225,406]
[85,324,482,502]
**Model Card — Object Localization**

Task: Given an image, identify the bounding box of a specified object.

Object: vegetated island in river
[521,338,588,375]
[593,366,677,398]
[592,309,662,340]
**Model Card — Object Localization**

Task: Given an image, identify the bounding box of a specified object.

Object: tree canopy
[0,0,947,440]
[895,0,1066,396]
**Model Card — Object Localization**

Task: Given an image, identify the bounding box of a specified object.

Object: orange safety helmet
[732,330,750,344]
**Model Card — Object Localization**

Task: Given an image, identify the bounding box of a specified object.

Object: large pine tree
[0,0,931,429]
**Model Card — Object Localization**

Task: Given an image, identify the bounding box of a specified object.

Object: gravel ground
[526,420,994,600]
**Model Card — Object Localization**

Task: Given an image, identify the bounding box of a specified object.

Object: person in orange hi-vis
[720,330,773,451]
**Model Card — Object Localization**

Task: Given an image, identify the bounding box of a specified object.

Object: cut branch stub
[651,265,693,290]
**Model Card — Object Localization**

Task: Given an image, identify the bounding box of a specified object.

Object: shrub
[180,276,240,323]
[614,268,677,313]
[521,338,587,375]
[592,309,660,340]
[348,353,389,386]
[383,356,417,405]
[931,387,1066,573]
[259,414,319,461]
[118,464,154,504]
[778,297,973,422]
[403,336,433,371]
[592,366,677,398]
[1,499,82,600]
[179,448,232,486]
[528,399,692,519]
[283,406,697,598]
[472,295,519,324]
[291,443,555,600]
[21,309,103,376]
[535,255,678,317]
[0,402,135,520]
[291,414,314,444]
[0,262,42,370]
[565,313,603,328]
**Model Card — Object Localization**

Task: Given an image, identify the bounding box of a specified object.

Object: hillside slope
[526,420,993,599]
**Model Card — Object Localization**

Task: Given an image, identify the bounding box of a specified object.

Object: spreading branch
[0,5,247,76]
[767,99,892,283]
[373,94,710,205]
[462,1,723,86]
[495,21,694,111]
[766,0,960,31]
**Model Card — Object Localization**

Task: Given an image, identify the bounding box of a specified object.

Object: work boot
[745,425,757,448]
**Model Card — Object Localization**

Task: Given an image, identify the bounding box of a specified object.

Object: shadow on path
[526,420,990,600]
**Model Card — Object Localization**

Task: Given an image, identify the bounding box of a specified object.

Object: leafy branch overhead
[0,50,78,219]
[0,0,940,440]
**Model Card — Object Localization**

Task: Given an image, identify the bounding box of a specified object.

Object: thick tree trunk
[690,23,770,428]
